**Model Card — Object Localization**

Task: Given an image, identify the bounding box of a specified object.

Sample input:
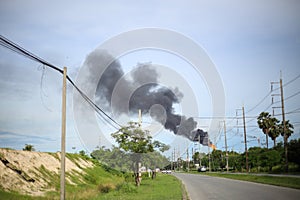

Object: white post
[60,67,67,200]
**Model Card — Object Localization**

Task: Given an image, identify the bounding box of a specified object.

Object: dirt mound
[0,148,94,196]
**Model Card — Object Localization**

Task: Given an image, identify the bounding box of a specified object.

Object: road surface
[173,172,300,200]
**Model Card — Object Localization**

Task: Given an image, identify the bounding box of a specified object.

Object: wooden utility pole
[280,76,288,172]
[137,109,142,184]
[171,150,173,171]
[191,147,194,166]
[138,109,142,126]
[172,147,176,171]
[224,120,229,173]
[242,106,249,173]
[186,148,189,172]
[60,67,67,200]
[208,141,211,172]
[177,146,180,171]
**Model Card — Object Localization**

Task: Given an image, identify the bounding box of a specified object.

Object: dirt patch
[0,148,94,196]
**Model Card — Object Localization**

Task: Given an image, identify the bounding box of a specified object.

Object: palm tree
[279,120,294,172]
[269,118,280,147]
[257,112,278,149]
[279,120,294,138]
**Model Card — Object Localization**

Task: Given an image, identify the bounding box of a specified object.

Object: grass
[97,173,183,200]
[0,173,183,200]
[198,172,300,189]
[0,190,40,200]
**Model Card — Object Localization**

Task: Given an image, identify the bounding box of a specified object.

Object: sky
[0,0,300,159]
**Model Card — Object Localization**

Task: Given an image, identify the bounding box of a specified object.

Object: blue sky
[0,0,300,157]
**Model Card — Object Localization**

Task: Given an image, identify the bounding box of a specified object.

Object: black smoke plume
[191,129,209,146]
[86,50,200,140]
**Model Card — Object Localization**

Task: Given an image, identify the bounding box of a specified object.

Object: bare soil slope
[0,148,94,196]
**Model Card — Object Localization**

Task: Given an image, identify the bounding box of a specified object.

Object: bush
[98,183,116,193]
[23,144,35,151]
[117,182,137,193]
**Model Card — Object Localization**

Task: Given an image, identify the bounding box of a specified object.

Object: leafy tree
[111,122,167,186]
[192,152,200,164]
[288,139,300,167]
[153,140,170,152]
[257,112,278,148]
[210,150,224,171]
[23,144,35,151]
[228,151,243,171]
[91,146,131,172]
[260,149,281,172]
[79,150,86,156]
[141,151,169,170]
[248,147,264,172]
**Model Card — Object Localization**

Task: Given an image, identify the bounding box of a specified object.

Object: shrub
[98,183,115,193]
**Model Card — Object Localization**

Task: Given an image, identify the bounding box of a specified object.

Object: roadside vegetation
[0,154,183,200]
[200,140,299,173]
[198,173,300,189]
[171,139,300,173]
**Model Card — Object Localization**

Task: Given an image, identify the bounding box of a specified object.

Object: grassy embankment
[0,153,183,200]
[191,171,300,189]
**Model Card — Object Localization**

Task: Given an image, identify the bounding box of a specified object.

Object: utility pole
[137,109,142,183]
[224,120,229,173]
[138,109,142,127]
[173,147,176,171]
[271,72,288,172]
[171,150,173,171]
[177,146,180,171]
[208,138,211,172]
[186,148,189,172]
[242,106,249,173]
[280,75,288,172]
[60,67,67,200]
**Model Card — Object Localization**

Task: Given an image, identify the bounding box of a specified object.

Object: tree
[153,140,170,153]
[23,144,35,151]
[111,122,166,186]
[279,120,294,139]
[288,139,300,167]
[279,120,294,171]
[257,112,278,148]
[91,146,131,172]
[79,150,86,157]
[248,147,264,172]
[260,149,281,172]
[268,118,280,147]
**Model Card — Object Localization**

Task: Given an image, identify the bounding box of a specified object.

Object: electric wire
[0,35,122,129]
[283,74,300,87]
[284,90,300,101]
[2,35,299,153]
[245,91,272,114]
[244,73,300,115]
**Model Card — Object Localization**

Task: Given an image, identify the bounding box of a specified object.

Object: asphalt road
[173,172,300,200]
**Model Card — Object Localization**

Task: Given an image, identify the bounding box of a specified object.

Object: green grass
[97,174,183,200]
[199,172,300,189]
[0,173,183,200]
[0,190,46,200]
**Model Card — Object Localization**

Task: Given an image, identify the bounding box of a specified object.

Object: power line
[246,91,272,114]
[284,90,300,101]
[283,74,300,87]
[244,73,300,115]
[0,35,122,129]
